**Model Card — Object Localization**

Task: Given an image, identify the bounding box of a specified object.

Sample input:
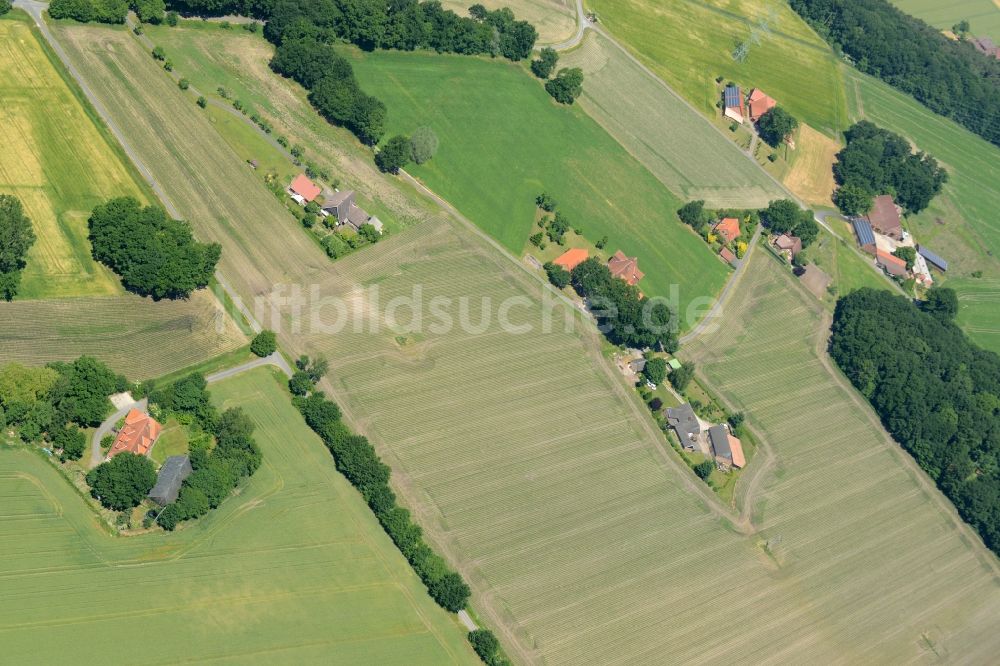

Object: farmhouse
[321,190,382,233]
[666,404,701,451]
[852,218,877,255]
[723,84,744,123]
[719,246,737,265]
[708,424,745,469]
[714,217,741,244]
[552,248,588,272]
[747,88,776,122]
[288,173,321,204]
[107,408,162,459]
[608,250,644,285]
[148,455,193,505]
[876,249,908,278]
[918,245,948,272]
[774,233,802,257]
[865,195,903,240]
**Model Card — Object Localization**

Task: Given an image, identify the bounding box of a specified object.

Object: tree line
[830,287,1000,556]
[0,195,36,301]
[790,0,1000,149]
[832,121,948,216]
[292,388,472,613]
[148,373,263,529]
[0,356,127,461]
[89,197,220,300]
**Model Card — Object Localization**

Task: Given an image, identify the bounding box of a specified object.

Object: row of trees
[0,195,36,301]
[48,0,128,23]
[829,287,1000,556]
[0,356,126,460]
[293,388,472,612]
[831,121,948,216]
[789,0,1000,149]
[569,257,678,351]
[88,197,221,300]
[148,373,263,529]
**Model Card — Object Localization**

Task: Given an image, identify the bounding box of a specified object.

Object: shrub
[151,45,166,61]
[249,330,277,357]
[196,96,207,108]
[693,460,714,480]
[165,9,177,26]
[468,629,507,666]
[0,0,10,15]
[669,361,695,392]
[178,78,189,90]
[543,262,570,289]
[409,126,439,165]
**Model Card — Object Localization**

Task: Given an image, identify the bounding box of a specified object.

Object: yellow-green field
[892,0,1000,41]
[440,0,577,44]
[588,0,849,135]
[560,31,785,208]
[0,13,144,299]
[0,367,475,663]
[0,289,246,380]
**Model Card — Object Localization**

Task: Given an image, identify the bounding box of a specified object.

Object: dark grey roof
[629,358,646,372]
[709,425,732,460]
[148,455,192,506]
[723,85,741,109]
[917,245,948,271]
[322,190,354,210]
[667,404,701,450]
[346,203,370,228]
[853,218,875,247]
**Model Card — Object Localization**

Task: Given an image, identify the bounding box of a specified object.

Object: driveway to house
[205,352,293,383]
[90,398,147,467]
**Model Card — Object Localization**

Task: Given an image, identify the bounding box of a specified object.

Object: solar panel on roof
[724,85,740,108]
[918,245,948,271]
[853,219,875,247]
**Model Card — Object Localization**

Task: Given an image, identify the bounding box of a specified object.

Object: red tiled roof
[552,248,588,272]
[729,434,746,468]
[607,250,644,286]
[289,174,322,202]
[747,88,776,121]
[714,217,741,244]
[876,249,908,277]
[108,408,162,459]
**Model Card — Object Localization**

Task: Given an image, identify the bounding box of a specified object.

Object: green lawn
[804,225,892,304]
[150,418,189,465]
[892,0,1000,41]
[844,67,1000,351]
[0,367,474,663]
[588,0,850,135]
[349,47,728,322]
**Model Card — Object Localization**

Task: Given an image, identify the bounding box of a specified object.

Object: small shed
[852,218,877,255]
[148,455,193,506]
[719,246,737,265]
[723,85,744,123]
[917,245,948,272]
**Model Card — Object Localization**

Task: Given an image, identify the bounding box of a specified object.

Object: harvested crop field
[0,289,246,380]
[440,0,577,44]
[560,32,785,208]
[782,124,839,206]
[0,14,144,299]
[0,367,474,664]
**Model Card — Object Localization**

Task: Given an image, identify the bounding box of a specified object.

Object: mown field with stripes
[0,367,474,664]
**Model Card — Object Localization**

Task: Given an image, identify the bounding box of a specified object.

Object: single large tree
[87,453,157,511]
[0,195,36,300]
[756,106,798,147]
[545,67,584,104]
[375,135,413,174]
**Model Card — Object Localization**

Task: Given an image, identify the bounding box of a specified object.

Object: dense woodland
[0,195,36,301]
[830,288,1000,556]
[790,0,1000,149]
[832,121,947,216]
[0,356,126,461]
[88,197,220,299]
[570,257,677,351]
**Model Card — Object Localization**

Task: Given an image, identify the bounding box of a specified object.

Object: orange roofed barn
[714,217,741,244]
[748,88,776,121]
[552,248,588,272]
[107,409,162,460]
[608,250,644,286]
[288,173,322,203]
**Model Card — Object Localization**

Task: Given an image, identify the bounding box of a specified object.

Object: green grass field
[844,67,1000,351]
[0,289,246,380]
[560,31,786,208]
[347,47,728,316]
[0,367,474,663]
[892,0,1000,41]
[588,0,849,135]
[805,225,894,303]
[0,13,146,299]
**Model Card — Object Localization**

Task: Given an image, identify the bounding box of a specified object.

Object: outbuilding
[148,455,193,506]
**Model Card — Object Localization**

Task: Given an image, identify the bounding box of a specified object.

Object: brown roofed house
[552,248,588,272]
[288,174,322,203]
[774,234,802,256]
[876,249,908,277]
[107,408,162,460]
[747,88,776,122]
[608,250,644,286]
[714,217,741,244]
[865,195,903,240]
[719,246,737,265]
